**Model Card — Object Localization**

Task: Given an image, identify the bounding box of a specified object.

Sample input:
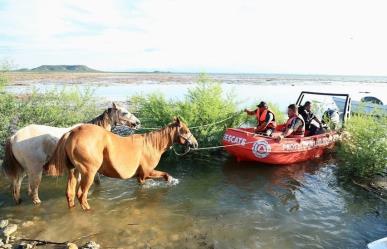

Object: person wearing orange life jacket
[276,104,305,141]
[244,101,277,136]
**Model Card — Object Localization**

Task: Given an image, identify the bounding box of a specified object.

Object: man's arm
[244,109,257,115]
[276,118,302,140]
[312,116,323,127]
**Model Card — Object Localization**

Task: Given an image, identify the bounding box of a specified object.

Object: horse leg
[12,173,25,204]
[147,170,173,182]
[76,171,83,201]
[77,171,96,211]
[28,171,42,205]
[94,173,101,185]
[66,169,78,208]
[136,167,146,184]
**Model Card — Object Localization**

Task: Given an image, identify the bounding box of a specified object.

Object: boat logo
[252,140,271,158]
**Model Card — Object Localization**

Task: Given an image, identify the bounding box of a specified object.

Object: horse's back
[11,124,80,168]
[13,124,79,142]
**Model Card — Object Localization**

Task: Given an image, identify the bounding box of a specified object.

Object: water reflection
[221,156,332,213]
[0,154,386,249]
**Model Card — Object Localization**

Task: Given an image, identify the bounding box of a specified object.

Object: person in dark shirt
[299,101,323,136]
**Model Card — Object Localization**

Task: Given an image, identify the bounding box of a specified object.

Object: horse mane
[87,110,112,129]
[143,123,177,152]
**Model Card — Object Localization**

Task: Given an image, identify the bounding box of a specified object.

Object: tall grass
[337,113,387,178]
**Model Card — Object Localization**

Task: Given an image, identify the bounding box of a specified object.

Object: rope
[171,139,269,155]
[171,145,191,156]
[137,111,243,131]
[191,140,259,151]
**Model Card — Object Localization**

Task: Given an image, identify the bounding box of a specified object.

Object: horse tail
[2,138,24,181]
[44,132,72,176]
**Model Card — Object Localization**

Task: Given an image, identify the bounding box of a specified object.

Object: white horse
[2,103,140,205]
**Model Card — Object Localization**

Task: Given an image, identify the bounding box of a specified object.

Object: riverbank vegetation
[130,74,245,151]
[337,113,387,179]
[0,63,99,157]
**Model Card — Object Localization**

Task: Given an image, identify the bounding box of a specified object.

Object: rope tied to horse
[170,139,262,156]
[137,111,243,131]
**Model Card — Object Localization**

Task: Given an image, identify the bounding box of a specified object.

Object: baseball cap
[257,101,268,108]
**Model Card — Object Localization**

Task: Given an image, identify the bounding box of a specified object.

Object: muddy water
[0,155,386,249]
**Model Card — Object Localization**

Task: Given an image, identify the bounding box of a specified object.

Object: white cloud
[0,0,386,75]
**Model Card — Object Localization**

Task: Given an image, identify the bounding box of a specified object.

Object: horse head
[173,116,198,149]
[109,102,141,129]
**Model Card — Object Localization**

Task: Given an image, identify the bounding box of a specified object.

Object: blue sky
[0,0,386,75]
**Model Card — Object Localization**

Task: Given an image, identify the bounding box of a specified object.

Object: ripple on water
[141,177,180,189]
[0,157,386,248]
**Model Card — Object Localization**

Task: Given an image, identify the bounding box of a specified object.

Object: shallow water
[6,73,387,110]
[0,155,386,249]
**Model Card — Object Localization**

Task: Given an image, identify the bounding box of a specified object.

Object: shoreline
[5,72,387,87]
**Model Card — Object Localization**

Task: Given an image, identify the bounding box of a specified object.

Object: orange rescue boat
[223,91,351,165]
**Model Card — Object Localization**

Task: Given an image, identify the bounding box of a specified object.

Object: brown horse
[46,117,198,210]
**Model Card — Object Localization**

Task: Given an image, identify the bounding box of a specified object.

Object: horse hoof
[32,199,41,205]
[14,199,22,205]
[81,204,91,211]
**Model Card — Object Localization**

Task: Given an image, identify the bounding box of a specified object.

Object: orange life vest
[285,114,305,138]
[255,109,277,131]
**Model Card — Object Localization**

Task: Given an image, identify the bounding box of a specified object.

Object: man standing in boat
[276,104,305,141]
[244,101,277,136]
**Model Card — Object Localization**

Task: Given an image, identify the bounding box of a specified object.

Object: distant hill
[15,65,100,72]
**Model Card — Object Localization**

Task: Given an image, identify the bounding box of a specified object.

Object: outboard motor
[322,108,340,130]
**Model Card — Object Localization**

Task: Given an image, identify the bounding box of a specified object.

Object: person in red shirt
[244,101,277,136]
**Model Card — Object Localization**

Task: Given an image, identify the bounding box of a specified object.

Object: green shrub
[130,74,245,151]
[0,85,99,158]
[337,113,387,178]
[16,86,98,128]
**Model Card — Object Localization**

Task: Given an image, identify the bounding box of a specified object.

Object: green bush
[16,87,98,127]
[130,74,245,151]
[337,113,387,178]
[0,84,99,158]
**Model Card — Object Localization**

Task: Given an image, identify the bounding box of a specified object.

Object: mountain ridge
[15,65,100,72]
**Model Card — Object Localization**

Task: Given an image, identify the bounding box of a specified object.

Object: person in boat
[322,108,340,130]
[298,101,323,136]
[244,101,277,136]
[276,104,305,141]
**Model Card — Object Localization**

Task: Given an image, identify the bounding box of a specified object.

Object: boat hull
[222,128,340,165]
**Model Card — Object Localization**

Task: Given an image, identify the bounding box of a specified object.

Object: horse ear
[173,116,181,126]
[112,102,117,109]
